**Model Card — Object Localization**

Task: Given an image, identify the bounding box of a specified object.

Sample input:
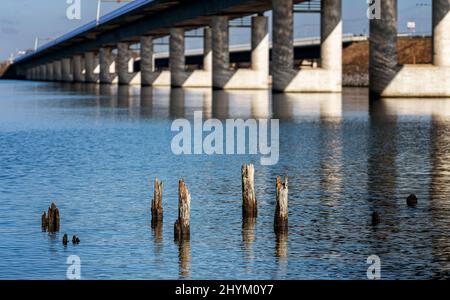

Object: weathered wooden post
[63,234,68,246]
[242,164,257,219]
[41,212,47,231]
[44,202,60,233]
[174,178,190,241]
[274,176,288,232]
[151,178,164,227]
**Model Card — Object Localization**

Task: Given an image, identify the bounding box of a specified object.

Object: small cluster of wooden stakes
[151,164,289,242]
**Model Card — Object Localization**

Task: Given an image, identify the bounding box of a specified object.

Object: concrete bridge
[7,0,450,97]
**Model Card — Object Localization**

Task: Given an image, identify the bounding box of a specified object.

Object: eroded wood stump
[41,202,60,232]
[242,164,257,219]
[274,176,288,232]
[62,234,68,246]
[174,178,190,241]
[41,212,47,231]
[151,178,164,228]
[47,202,60,233]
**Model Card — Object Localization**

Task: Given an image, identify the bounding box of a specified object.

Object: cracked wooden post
[151,178,163,228]
[242,164,257,219]
[41,212,47,231]
[274,176,288,232]
[174,178,190,241]
[47,202,60,233]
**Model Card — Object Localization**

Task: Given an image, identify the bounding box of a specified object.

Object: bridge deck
[16,0,306,66]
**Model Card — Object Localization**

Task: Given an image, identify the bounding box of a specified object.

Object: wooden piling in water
[274,176,288,232]
[41,212,47,231]
[42,202,60,233]
[151,178,163,227]
[174,178,190,241]
[242,164,257,219]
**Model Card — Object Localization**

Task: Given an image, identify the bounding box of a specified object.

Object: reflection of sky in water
[0,81,449,279]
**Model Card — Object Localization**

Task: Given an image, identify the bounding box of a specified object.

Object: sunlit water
[0,80,450,279]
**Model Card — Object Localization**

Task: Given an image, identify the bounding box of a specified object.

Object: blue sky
[0,0,432,61]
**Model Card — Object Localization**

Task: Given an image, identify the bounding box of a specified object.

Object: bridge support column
[212,15,269,90]
[46,63,54,81]
[117,42,140,85]
[73,55,84,82]
[100,47,117,84]
[62,58,73,82]
[54,61,62,81]
[38,65,44,81]
[170,28,186,87]
[25,69,31,80]
[169,27,212,88]
[29,68,35,80]
[140,36,170,86]
[42,65,48,81]
[433,0,450,67]
[272,0,342,93]
[369,0,450,97]
[85,52,99,83]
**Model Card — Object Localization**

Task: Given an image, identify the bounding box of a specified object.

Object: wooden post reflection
[177,239,191,279]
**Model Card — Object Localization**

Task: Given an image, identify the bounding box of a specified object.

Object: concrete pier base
[117,42,140,85]
[170,27,212,88]
[272,0,342,93]
[370,0,450,97]
[99,47,117,84]
[54,61,62,81]
[140,36,170,86]
[73,55,85,82]
[212,15,269,90]
[46,63,54,81]
[85,52,99,83]
[39,65,47,81]
[61,58,73,82]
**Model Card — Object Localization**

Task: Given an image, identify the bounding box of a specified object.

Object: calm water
[0,80,450,279]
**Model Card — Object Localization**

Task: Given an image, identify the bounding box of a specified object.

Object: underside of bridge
[8,0,450,97]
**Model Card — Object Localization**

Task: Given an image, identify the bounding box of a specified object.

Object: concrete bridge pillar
[212,15,269,89]
[61,58,73,82]
[170,28,186,87]
[140,36,170,86]
[369,0,450,97]
[46,63,54,81]
[169,27,212,88]
[433,0,450,67]
[369,0,398,96]
[72,55,84,82]
[272,0,342,93]
[54,60,62,81]
[117,42,139,85]
[25,69,31,80]
[39,65,46,81]
[85,52,99,83]
[203,27,212,73]
[99,47,116,84]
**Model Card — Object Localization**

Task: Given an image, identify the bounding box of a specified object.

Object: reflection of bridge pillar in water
[212,90,270,119]
[367,100,398,233]
[140,86,154,118]
[430,115,450,273]
[319,99,343,209]
[169,88,185,118]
